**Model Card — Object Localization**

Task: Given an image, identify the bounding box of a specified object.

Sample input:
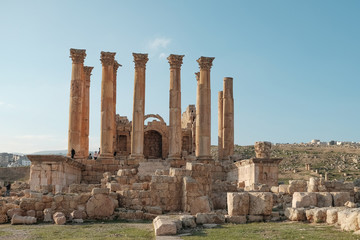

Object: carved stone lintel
[133,53,149,68]
[167,54,184,69]
[70,48,86,64]
[100,51,116,66]
[113,60,122,72]
[83,66,94,80]
[197,56,215,70]
[195,72,200,81]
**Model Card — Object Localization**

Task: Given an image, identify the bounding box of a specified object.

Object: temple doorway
[144,130,162,159]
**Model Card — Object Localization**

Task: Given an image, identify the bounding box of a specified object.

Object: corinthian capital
[167,54,184,69]
[100,51,116,66]
[197,56,215,70]
[133,53,149,68]
[113,60,122,72]
[70,48,86,64]
[84,66,94,79]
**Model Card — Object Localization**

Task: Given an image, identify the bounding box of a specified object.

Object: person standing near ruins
[71,148,75,158]
[5,182,11,196]
[94,151,98,160]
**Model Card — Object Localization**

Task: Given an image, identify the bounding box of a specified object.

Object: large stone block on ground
[338,209,360,231]
[331,192,351,207]
[180,215,196,228]
[225,215,247,224]
[247,215,263,222]
[195,213,225,224]
[91,188,109,196]
[292,192,317,208]
[313,208,327,223]
[327,208,340,224]
[316,192,332,207]
[153,216,178,236]
[53,212,66,225]
[227,192,249,216]
[248,192,273,215]
[0,214,8,224]
[86,194,115,219]
[190,196,211,215]
[285,208,306,221]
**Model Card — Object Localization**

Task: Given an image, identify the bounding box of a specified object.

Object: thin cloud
[159,53,167,59]
[0,101,15,108]
[149,37,171,51]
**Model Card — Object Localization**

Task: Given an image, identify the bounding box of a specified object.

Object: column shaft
[82,66,93,158]
[218,91,224,160]
[222,77,234,158]
[68,49,86,158]
[113,61,121,153]
[168,54,184,159]
[130,53,148,159]
[195,57,214,159]
[100,51,116,159]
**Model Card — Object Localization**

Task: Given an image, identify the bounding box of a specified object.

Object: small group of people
[88,151,99,160]
[0,182,11,197]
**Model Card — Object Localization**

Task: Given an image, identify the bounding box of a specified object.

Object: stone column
[113,61,121,153]
[100,51,116,159]
[130,53,149,159]
[195,57,215,159]
[82,66,93,159]
[222,77,234,158]
[218,91,224,160]
[68,48,86,158]
[167,54,184,160]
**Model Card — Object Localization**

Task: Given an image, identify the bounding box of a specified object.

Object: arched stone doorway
[144,130,162,159]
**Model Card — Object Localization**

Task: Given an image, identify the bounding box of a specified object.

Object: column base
[98,153,114,160]
[168,155,185,168]
[127,154,145,165]
[196,155,213,164]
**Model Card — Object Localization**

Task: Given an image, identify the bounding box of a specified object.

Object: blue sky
[0,0,359,153]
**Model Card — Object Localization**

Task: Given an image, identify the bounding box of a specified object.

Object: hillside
[228,144,360,183]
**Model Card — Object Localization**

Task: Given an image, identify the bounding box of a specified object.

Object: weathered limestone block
[331,192,351,207]
[248,192,273,215]
[86,193,115,219]
[91,188,109,195]
[106,183,121,192]
[338,209,360,231]
[195,213,225,224]
[43,208,53,222]
[305,209,315,222]
[180,215,196,228]
[345,201,357,208]
[190,196,212,215]
[307,177,319,192]
[53,212,66,225]
[225,215,247,224]
[270,186,279,193]
[153,216,178,236]
[0,214,8,224]
[292,192,317,208]
[26,210,36,218]
[288,180,307,195]
[19,198,37,211]
[326,208,339,224]
[11,215,36,225]
[254,141,271,159]
[227,192,249,216]
[313,208,327,223]
[278,184,289,194]
[285,208,306,221]
[7,208,24,218]
[145,206,162,215]
[317,192,333,207]
[71,210,84,220]
[247,215,263,222]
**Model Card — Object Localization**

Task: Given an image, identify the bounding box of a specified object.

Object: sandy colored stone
[285,208,306,221]
[227,192,249,216]
[247,215,263,222]
[43,208,53,222]
[292,192,317,208]
[345,201,357,208]
[11,215,36,225]
[316,192,333,207]
[91,188,109,195]
[313,208,327,223]
[0,214,8,224]
[225,215,247,224]
[180,215,196,228]
[53,212,66,225]
[86,194,115,219]
[195,213,225,224]
[331,192,351,207]
[288,180,307,195]
[153,216,178,236]
[190,196,211,215]
[254,141,271,159]
[7,208,24,218]
[248,192,273,215]
[327,208,339,224]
